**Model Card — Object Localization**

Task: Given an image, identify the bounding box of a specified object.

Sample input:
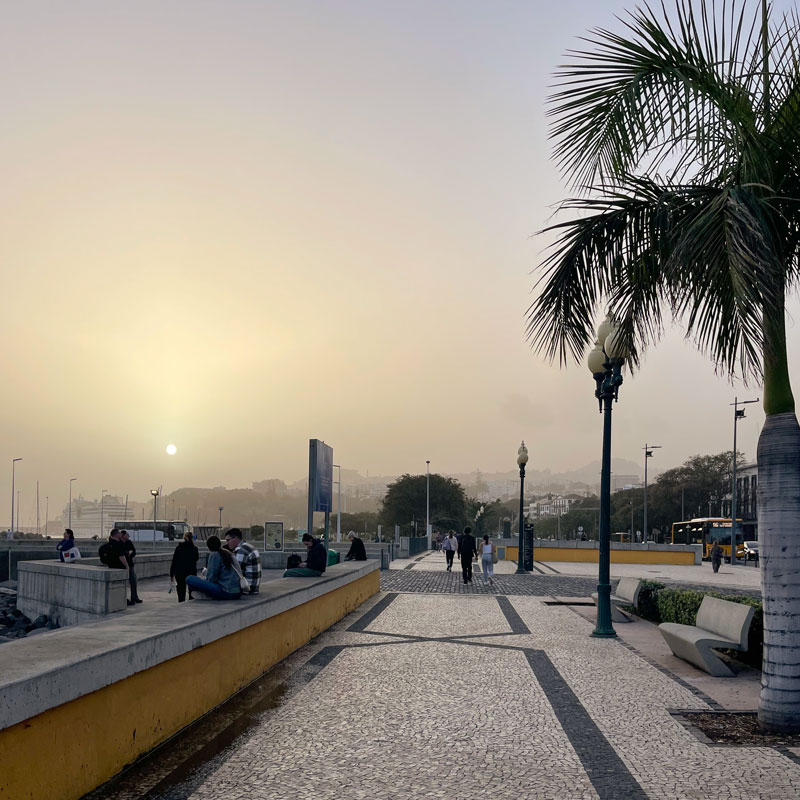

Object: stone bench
[658,595,754,677]
[591,577,641,623]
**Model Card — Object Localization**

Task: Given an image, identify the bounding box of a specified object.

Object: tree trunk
[758,411,800,732]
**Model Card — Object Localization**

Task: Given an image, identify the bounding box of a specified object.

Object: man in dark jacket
[100,530,135,606]
[119,530,142,604]
[283,533,327,577]
[457,526,478,584]
[344,531,367,561]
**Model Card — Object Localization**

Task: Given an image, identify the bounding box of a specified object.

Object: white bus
[113,520,192,542]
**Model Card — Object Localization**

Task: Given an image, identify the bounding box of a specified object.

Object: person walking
[170,530,200,602]
[457,526,478,584]
[480,534,496,586]
[442,530,457,572]
[710,540,723,573]
[119,530,142,604]
[185,536,242,600]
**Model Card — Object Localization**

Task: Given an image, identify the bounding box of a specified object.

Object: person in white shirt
[442,530,457,572]
[480,534,496,586]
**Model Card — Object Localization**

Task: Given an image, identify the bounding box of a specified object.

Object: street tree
[380,474,466,533]
[527,0,800,731]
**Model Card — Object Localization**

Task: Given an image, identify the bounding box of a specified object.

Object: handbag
[492,547,498,564]
[231,558,250,593]
[64,547,82,561]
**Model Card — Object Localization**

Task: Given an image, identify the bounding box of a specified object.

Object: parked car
[743,541,759,562]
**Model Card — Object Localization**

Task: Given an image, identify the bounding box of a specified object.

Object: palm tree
[527,0,800,732]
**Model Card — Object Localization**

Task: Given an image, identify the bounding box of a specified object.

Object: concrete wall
[0,560,379,800]
[502,540,701,565]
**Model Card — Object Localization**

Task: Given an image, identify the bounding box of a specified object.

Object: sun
[166,444,177,456]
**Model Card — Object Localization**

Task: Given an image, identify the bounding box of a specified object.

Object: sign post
[307,439,334,552]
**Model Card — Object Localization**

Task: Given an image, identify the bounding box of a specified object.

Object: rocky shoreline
[0,582,58,643]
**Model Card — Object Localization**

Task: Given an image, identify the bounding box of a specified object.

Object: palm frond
[549,0,764,189]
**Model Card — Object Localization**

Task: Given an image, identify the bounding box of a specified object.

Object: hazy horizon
[1,1,793,526]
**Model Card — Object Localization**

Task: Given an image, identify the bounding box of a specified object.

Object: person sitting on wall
[344,530,367,561]
[283,533,327,577]
[224,528,262,594]
[185,536,242,600]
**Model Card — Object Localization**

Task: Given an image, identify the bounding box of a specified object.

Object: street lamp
[516,441,529,574]
[730,397,758,565]
[10,458,22,536]
[45,496,49,537]
[100,489,108,538]
[69,478,77,530]
[333,464,342,543]
[218,506,224,531]
[425,460,431,550]
[151,489,160,546]
[587,313,629,638]
[643,443,661,542]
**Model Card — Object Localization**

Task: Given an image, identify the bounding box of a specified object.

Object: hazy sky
[1,1,796,524]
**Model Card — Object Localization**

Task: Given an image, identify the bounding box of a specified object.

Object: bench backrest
[696,595,754,648]
[615,578,642,606]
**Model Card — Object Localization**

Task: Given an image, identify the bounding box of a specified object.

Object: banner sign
[309,439,333,513]
[264,521,284,551]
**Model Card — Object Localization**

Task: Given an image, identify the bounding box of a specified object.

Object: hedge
[627,579,762,669]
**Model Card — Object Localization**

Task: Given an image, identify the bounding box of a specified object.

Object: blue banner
[310,439,333,513]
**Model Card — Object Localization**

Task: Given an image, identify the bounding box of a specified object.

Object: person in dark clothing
[119,530,142,604]
[344,531,367,561]
[101,530,136,606]
[170,530,200,601]
[283,533,327,577]
[457,526,478,584]
[57,529,76,561]
[710,540,723,573]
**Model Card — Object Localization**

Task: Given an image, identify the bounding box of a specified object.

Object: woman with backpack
[185,536,242,600]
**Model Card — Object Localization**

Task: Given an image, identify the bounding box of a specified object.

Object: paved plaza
[87,551,800,800]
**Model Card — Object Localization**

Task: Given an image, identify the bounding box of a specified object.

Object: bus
[113,520,193,542]
[670,518,746,561]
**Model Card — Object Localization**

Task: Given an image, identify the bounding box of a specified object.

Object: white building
[61,495,135,538]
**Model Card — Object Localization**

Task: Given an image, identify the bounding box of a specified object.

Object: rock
[31,614,48,628]
[0,587,16,596]
[10,608,23,618]
[0,635,13,643]
[25,627,49,637]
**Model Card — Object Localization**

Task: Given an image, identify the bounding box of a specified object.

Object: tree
[527,0,800,731]
[380,474,466,533]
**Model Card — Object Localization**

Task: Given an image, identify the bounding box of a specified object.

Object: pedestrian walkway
[88,581,798,800]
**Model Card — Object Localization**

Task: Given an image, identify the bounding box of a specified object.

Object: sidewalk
[88,565,798,800]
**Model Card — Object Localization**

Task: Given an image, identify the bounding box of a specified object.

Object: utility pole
[643,444,661,541]
[730,397,759,564]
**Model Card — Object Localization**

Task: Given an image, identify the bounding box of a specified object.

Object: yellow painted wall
[0,570,379,800]
[503,546,695,565]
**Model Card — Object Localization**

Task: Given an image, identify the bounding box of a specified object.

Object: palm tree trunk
[758,300,800,732]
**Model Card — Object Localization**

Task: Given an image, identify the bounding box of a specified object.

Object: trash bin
[327,549,340,566]
[380,550,390,570]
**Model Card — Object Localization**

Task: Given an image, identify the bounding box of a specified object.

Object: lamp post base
[515,567,529,575]
[592,583,617,638]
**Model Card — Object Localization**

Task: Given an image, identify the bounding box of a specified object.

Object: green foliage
[634,580,665,622]
[380,474,466,532]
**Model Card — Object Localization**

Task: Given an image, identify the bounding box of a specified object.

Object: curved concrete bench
[658,595,754,677]
[592,577,641,623]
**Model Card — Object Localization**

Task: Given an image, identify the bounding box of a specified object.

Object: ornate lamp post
[587,314,629,638]
[515,442,529,574]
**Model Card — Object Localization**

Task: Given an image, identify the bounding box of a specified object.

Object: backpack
[98,542,113,566]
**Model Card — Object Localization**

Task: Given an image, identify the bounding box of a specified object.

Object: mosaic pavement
[88,590,800,800]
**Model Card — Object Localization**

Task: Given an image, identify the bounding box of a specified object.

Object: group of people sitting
[82,525,364,605]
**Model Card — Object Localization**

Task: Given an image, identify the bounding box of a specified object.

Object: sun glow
[166,444,177,455]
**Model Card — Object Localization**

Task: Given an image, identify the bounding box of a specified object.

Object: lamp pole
[69,478,76,530]
[10,458,22,535]
[516,442,529,574]
[151,489,160,546]
[425,460,431,550]
[730,397,759,565]
[333,464,342,543]
[45,496,49,537]
[218,506,224,532]
[588,314,629,638]
[643,443,661,541]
